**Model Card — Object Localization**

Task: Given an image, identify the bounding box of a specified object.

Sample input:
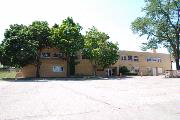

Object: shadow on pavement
[0,76,135,82]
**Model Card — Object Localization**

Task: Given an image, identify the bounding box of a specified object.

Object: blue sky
[0,0,168,53]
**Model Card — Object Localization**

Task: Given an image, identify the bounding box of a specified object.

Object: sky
[0,0,168,53]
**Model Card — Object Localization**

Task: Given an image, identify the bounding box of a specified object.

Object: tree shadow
[0,76,136,82]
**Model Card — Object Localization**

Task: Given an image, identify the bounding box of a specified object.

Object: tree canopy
[131,0,179,69]
[51,17,84,56]
[51,17,84,76]
[0,21,51,77]
[83,27,119,75]
[0,24,38,68]
[0,17,119,77]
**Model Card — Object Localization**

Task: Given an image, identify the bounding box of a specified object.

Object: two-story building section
[111,50,172,76]
[21,48,172,77]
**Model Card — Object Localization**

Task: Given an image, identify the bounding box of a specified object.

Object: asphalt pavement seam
[58,84,122,111]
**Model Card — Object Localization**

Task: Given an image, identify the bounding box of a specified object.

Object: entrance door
[152,68,157,76]
[157,68,163,75]
[107,69,113,77]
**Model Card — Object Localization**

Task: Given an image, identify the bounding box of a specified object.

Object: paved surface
[0,76,180,120]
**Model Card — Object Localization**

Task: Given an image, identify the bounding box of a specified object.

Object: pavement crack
[59,84,121,111]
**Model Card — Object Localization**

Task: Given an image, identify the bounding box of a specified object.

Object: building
[21,48,172,77]
[112,50,171,76]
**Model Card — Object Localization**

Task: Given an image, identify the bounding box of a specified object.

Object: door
[157,68,163,75]
[152,68,157,76]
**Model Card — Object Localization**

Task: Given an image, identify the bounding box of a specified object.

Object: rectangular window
[128,56,133,61]
[147,57,151,62]
[41,52,50,58]
[52,66,64,72]
[157,58,161,62]
[147,57,161,63]
[52,53,58,58]
[121,55,126,60]
[134,56,139,62]
[52,52,64,58]
[152,58,157,62]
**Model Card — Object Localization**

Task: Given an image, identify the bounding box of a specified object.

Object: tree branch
[157,0,176,30]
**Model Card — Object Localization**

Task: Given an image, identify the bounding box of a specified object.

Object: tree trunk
[90,60,97,76]
[35,62,40,78]
[93,65,97,76]
[70,56,75,76]
[175,58,179,70]
[66,56,70,77]
[35,51,41,78]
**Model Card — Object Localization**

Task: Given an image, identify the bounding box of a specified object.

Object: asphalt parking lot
[0,76,180,120]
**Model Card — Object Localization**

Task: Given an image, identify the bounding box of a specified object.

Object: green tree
[131,0,179,69]
[51,17,84,76]
[28,21,51,77]
[0,21,51,78]
[83,27,119,75]
[0,24,38,68]
[98,42,119,69]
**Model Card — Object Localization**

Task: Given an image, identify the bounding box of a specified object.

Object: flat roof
[119,50,170,55]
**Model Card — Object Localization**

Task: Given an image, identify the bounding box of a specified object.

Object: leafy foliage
[131,0,179,69]
[0,17,118,77]
[28,21,51,49]
[51,17,84,76]
[83,27,119,75]
[0,21,51,77]
[28,21,51,77]
[51,17,84,56]
[119,66,130,74]
[0,24,38,68]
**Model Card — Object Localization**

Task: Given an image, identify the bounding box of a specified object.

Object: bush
[119,66,130,74]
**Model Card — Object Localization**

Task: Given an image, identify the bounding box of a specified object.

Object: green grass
[0,71,16,79]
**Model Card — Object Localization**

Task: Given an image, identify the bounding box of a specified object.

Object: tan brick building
[21,48,172,77]
[112,50,172,76]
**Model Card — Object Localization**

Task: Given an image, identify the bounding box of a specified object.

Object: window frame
[41,52,51,58]
[128,55,133,61]
[133,56,139,62]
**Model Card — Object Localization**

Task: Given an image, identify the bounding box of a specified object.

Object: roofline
[119,50,170,55]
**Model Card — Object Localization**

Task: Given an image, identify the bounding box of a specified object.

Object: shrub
[119,66,130,75]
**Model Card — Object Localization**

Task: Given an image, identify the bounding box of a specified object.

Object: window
[52,53,58,58]
[147,57,151,62]
[52,66,64,72]
[121,56,126,60]
[52,52,64,58]
[128,56,133,61]
[41,52,50,58]
[134,56,139,62]
[147,57,161,63]
[152,58,157,62]
[157,58,161,62]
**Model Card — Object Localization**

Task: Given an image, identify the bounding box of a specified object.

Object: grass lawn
[0,71,16,79]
